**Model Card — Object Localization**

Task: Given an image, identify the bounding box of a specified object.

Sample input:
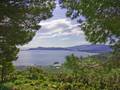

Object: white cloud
[37,18,83,39]
[22,4,89,48]
[40,18,70,26]
[61,38,70,41]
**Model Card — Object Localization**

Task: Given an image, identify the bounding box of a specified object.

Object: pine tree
[62,0,120,52]
[0,0,55,82]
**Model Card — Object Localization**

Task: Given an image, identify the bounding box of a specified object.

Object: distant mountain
[67,45,112,53]
[28,47,69,51]
[27,45,112,53]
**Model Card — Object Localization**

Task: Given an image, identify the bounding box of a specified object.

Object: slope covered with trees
[0,0,120,89]
[0,54,120,90]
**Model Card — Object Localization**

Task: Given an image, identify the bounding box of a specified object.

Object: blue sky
[22,1,90,48]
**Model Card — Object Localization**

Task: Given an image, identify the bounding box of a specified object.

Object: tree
[0,0,55,82]
[63,54,80,73]
[61,0,120,52]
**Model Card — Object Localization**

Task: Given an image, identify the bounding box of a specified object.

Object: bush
[1,54,120,90]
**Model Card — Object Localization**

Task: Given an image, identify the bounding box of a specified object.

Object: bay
[14,50,97,66]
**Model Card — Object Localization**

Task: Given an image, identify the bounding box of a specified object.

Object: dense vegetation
[0,0,120,90]
[0,54,120,90]
[0,0,55,82]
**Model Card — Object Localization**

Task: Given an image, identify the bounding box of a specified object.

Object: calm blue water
[14,50,97,66]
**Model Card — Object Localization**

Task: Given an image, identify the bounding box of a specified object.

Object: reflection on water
[14,50,97,66]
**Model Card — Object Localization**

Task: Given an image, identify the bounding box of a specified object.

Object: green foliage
[61,0,120,51]
[63,54,80,73]
[0,54,120,90]
[0,0,55,82]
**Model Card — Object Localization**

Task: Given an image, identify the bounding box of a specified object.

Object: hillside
[27,45,112,53]
[67,45,112,53]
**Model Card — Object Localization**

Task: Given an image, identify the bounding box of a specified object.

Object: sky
[22,1,90,48]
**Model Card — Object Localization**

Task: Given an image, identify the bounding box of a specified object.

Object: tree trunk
[1,61,5,83]
[1,65,4,82]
